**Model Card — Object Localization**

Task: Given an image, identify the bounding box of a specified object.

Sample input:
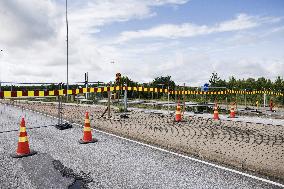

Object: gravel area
[128,108,284,126]
[0,101,283,188]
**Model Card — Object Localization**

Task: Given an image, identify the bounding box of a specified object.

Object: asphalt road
[0,103,282,189]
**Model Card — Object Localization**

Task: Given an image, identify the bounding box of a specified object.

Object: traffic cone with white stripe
[213,103,220,120]
[11,117,37,158]
[175,101,182,122]
[79,112,98,144]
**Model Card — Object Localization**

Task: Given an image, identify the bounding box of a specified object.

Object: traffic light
[116,73,121,83]
[84,72,88,85]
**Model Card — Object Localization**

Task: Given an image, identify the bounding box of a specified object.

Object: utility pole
[66,0,69,101]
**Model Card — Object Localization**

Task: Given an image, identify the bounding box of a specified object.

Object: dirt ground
[3,100,284,182]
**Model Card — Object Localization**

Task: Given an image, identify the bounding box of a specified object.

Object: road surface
[0,103,282,189]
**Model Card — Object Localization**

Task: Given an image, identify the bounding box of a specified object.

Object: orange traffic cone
[230,106,236,118]
[11,117,37,158]
[175,101,182,122]
[213,103,219,120]
[79,112,98,144]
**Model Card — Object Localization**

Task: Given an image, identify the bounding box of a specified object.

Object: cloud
[0,0,189,83]
[0,0,62,46]
[214,58,284,81]
[68,0,189,35]
[116,13,282,43]
[0,0,283,87]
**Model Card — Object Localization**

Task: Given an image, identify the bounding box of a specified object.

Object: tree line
[1,73,283,105]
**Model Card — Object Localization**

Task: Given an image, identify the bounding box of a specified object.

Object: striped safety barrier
[0,86,283,99]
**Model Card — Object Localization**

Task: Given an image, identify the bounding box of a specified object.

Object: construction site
[0,82,283,189]
[1,0,284,188]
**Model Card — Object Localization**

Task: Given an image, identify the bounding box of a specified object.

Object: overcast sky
[0,0,283,86]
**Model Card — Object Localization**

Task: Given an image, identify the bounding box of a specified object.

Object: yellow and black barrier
[0,86,283,99]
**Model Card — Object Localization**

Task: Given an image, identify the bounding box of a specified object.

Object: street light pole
[66,0,69,101]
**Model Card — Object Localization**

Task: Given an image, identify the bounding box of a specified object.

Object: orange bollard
[79,112,98,144]
[11,117,37,158]
[175,101,182,122]
[213,103,220,120]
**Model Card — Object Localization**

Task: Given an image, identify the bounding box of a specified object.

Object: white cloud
[0,0,189,83]
[214,58,284,81]
[0,0,62,46]
[68,0,188,35]
[116,13,282,43]
[0,0,283,87]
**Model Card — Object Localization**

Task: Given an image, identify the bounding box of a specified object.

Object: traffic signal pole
[124,84,127,112]
[115,73,121,102]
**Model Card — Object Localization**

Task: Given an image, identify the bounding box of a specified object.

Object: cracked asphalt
[0,103,282,189]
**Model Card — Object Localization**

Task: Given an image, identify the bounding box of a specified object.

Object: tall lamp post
[66,0,69,101]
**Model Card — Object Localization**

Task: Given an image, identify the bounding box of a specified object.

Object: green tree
[228,76,237,89]
[151,76,175,90]
[119,76,138,86]
[209,72,227,88]
[273,76,283,91]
